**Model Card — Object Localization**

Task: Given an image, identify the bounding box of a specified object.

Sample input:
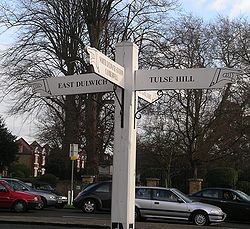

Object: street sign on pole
[87,46,125,88]
[30,42,241,229]
[69,143,78,206]
[30,73,114,97]
[137,90,158,103]
[69,144,78,160]
[135,68,241,91]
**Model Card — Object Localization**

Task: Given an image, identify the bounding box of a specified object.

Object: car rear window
[202,189,219,198]
[136,188,151,200]
[152,189,179,202]
[95,183,110,193]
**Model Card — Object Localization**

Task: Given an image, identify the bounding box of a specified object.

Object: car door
[196,189,223,208]
[93,182,112,210]
[135,188,152,217]
[0,183,12,209]
[221,190,250,221]
[151,188,189,220]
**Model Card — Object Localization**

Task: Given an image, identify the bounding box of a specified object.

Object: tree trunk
[85,94,99,176]
[62,95,80,178]
[191,160,198,179]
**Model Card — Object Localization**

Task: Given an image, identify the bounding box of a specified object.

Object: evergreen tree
[0,116,18,170]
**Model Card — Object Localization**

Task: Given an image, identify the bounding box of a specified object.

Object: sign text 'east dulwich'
[31,73,113,97]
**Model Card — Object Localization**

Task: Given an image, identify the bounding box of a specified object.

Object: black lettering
[89,80,95,85]
[149,76,156,83]
[58,82,74,88]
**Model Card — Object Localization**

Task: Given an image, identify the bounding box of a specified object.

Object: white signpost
[87,46,125,88]
[30,42,240,229]
[30,73,114,96]
[135,67,240,91]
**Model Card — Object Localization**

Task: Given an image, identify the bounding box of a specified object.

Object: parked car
[73,181,226,226]
[26,181,68,209]
[0,179,41,212]
[2,178,59,209]
[190,187,250,222]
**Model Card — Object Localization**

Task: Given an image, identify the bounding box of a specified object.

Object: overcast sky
[181,0,250,20]
[0,0,249,143]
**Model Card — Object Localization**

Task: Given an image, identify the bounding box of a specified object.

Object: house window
[41,168,45,175]
[34,154,39,165]
[81,160,85,169]
[34,167,38,177]
[42,156,45,166]
[77,159,80,169]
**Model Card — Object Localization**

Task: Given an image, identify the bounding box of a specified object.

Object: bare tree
[138,15,249,179]
[0,0,179,177]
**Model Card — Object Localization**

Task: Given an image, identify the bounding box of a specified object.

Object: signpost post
[69,144,78,205]
[30,42,240,229]
[111,42,138,229]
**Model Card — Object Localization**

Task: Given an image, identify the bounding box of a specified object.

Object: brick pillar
[146,178,160,187]
[82,175,95,185]
[188,178,203,194]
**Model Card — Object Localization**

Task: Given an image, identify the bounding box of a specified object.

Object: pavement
[0,215,234,229]
[0,215,110,228]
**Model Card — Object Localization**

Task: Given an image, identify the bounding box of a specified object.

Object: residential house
[15,138,49,177]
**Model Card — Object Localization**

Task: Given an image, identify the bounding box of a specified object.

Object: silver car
[135,186,226,226]
[2,178,58,209]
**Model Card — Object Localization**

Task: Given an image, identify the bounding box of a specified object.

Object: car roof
[87,181,178,191]
[1,177,18,180]
[136,186,174,190]
[200,187,236,191]
[193,187,238,194]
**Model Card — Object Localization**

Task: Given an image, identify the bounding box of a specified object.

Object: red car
[0,179,41,212]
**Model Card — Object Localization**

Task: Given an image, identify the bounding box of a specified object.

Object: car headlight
[210,209,221,214]
[34,197,39,201]
[49,195,56,199]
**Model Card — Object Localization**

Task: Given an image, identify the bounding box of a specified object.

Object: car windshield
[82,183,98,192]
[35,184,54,191]
[5,179,32,191]
[235,190,250,201]
[18,180,33,190]
[172,189,193,203]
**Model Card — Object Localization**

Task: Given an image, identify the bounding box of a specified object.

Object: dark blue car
[73,181,112,213]
[190,187,250,222]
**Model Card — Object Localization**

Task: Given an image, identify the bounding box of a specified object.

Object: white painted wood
[87,46,125,88]
[111,42,138,229]
[135,68,240,91]
[30,73,114,96]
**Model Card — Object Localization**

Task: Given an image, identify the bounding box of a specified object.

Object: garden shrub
[206,167,238,188]
[237,181,250,195]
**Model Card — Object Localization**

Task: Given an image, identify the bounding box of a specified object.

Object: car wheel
[35,201,44,210]
[12,200,27,213]
[82,199,97,213]
[193,211,209,226]
[41,197,47,208]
